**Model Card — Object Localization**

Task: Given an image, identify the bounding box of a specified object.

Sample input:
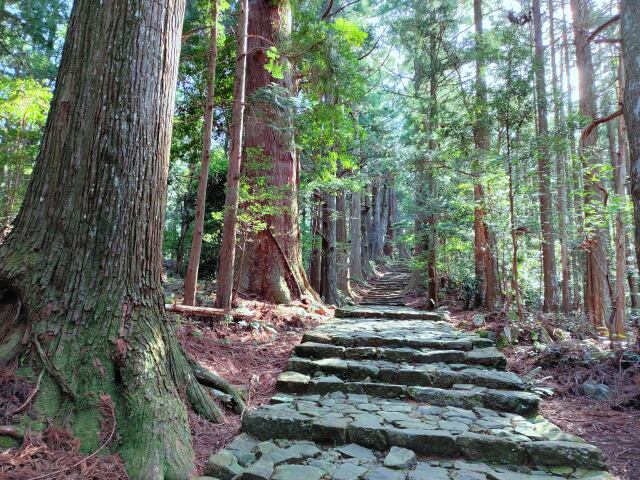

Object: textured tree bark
[321,192,339,305]
[215,0,249,309]
[572,0,607,330]
[361,184,374,277]
[0,1,227,478]
[349,190,364,283]
[377,184,390,259]
[533,0,558,313]
[336,190,351,294]
[184,0,220,306]
[472,0,497,310]
[384,188,396,257]
[549,0,571,316]
[608,92,626,339]
[237,0,315,303]
[622,0,640,276]
[562,0,583,310]
[309,196,323,292]
[370,181,385,259]
[426,171,439,309]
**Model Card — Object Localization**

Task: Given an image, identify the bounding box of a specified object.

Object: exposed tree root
[190,360,247,414]
[166,303,253,320]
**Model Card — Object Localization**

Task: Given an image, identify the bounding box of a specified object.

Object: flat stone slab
[209,437,614,480]
[295,343,507,368]
[216,299,612,477]
[241,393,604,469]
[276,375,539,415]
[303,318,493,351]
[335,306,442,320]
[287,356,524,391]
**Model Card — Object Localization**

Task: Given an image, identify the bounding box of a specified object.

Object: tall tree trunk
[237,0,315,303]
[507,131,524,322]
[608,87,626,339]
[562,0,583,311]
[0,1,229,477]
[533,0,558,313]
[549,0,571,316]
[384,187,396,257]
[184,0,220,306]
[572,0,608,330]
[321,192,339,304]
[472,0,496,310]
[361,183,374,277]
[371,180,383,259]
[350,190,364,282]
[309,195,323,292]
[622,1,640,276]
[336,190,351,294]
[215,0,249,309]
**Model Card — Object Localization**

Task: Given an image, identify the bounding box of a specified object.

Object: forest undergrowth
[450,306,640,480]
[0,282,328,479]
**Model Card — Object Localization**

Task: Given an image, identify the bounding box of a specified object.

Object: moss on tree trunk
[0,1,231,478]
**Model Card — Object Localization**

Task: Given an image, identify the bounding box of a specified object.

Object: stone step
[206,436,613,480]
[335,307,441,320]
[303,320,494,352]
[287,357,524,391]
[295,342,507,368]
[276,373,539,415]
[240,393,607,471]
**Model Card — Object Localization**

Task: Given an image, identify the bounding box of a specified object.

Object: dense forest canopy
[1,0,640,478]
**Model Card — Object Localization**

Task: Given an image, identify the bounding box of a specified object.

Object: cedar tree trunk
[321,192,339,305]
[622,1,640,276]
[215,0,249,309]
[0,1,227,478]
[184,0,220,306]
[572,0,608,329]
[533,0,558,313]
[349,190,364,283]
[237,0,315,303]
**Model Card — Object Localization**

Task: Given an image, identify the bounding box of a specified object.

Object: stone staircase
[202,272,615,480]
[358,266,412,307]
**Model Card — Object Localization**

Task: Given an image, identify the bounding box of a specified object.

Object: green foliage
[0,76,52,226]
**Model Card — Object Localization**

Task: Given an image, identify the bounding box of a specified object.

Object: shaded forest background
[2,0,639,340]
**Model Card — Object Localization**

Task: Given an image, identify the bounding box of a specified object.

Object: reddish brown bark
[184,0,220,306]
[0,1,227,477]
[472,0,497,310]
[572,0,607,330]
[237,0,315,303]
[622,1,640,277]
[549,0,571,316]
[215,0,249,309]
[532,0,558,313]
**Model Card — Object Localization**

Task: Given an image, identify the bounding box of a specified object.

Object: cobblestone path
[201,272,616,480]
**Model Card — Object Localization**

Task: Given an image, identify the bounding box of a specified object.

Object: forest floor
[2,277,639,479]
[0,278,330,480]
[449,309,640,480]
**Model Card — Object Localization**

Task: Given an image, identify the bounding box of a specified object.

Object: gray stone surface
[214,298,612,479]
[238,459,274,480]
[337,443,377,460]
[526,441,608,470]
[365,466,407,480]
[271,464,324,480]
[383,446,417,469]
[204,450,243,480]
[333,462,370,480]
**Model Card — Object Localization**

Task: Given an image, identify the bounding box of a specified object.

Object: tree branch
[581,109,623,140]
[587,14,620,44]
[328,0,362,18]
[321,0,334,19]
